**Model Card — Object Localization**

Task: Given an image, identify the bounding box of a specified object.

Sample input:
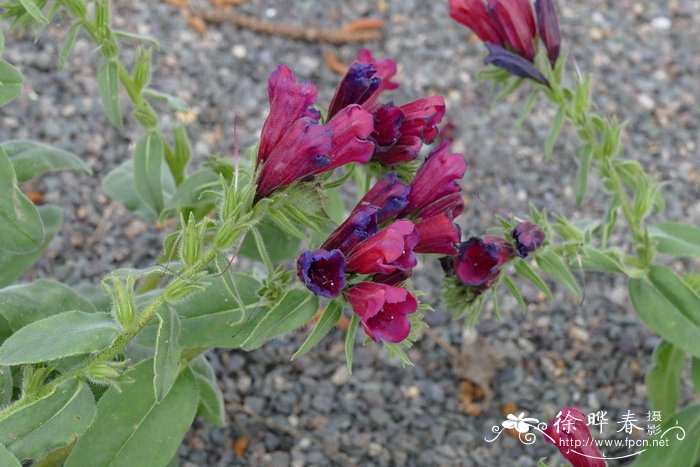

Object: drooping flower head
[454,235,514,290]
[512,221,545,257]
[296,249,347,298]
[345,282,417,343]
[544,408,606,467]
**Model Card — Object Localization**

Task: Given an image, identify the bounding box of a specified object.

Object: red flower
[454,236,513,289]
[346,219,418,275]
[544,408,606,467]
[535,0,561,63]
[448,0,504,45]
[345,282,417,343]
[357,171,411,224]
[402,142,467,217]
[327,62,380,119]
[414,213,461,255]
[491,0,537,61]
[355,49,400,109]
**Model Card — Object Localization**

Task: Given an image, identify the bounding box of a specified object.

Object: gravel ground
[2,0,700,465]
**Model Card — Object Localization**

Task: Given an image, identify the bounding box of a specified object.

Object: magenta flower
[346,219,418,275]
[491,0,537,60]
[402,142,467,217]
[296,249,347,298]
[448,0,504,45]
[535,0,561,63]
[454,235,514,288]
[512,221,545,257]
[320,104,375,174]
[258,65,319,165]
[357,171,411,224]
[327,62,380,119]
[417,191,465,220]
[345,282,417,343]
[372,96,446,166]
[322,205,380,254]
[414,213,461,255]
[544,408,606,467]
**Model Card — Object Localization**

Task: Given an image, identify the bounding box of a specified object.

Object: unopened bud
[512,222,546,258]
[180,213,201,266]
[133,46,152,91]
[133,101,158,129]
[109,275,136,327]
[163,279,206,303]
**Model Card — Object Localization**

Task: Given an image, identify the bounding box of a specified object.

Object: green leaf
[575,247,626,274]
[646,340,685,418]
[190,355,225,427]
[239,218,301,262]
[0,311,119,365]
[1,140,91,183]
[0,365,11,406]
[544,106,564,160]
[292,300,342,360]
[133,132,165,217]
[58,22,81,71]
[0,279,96,332]
[345,313,359,374]
[629,275,700,358]
[535,250,581,298]
[513,259,552,299]
[648,265,700,327]
[0,205,62,287]
[631,404,700,467]
[18,0,48,24]
[112,30,160,49]
[502,276,526,312]
[65,360,198,467]
[649,222,700,259]
[97,60,122,128]
[692,357,700,395]
[0,380,96,462]
[0,28,4,54]
[162,168,219,217]
[143,89,188,112]
[0,60,23,107]
[238,289,318,350]
[0,147,44,253]
[0,444,20,467]
[154,306,182,402]
[574,144,593,204]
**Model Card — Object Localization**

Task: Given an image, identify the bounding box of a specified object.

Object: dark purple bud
[328,62,381,119]
[535,0,561,64]
[296,249,347,298]
[484,43,549,86]
[512,221,546,257]
[322,205,379,254]
[355,49,400,108]
[359,172,410,224]
[454,236,514,289]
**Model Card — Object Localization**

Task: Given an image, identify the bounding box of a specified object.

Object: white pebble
[232,44,247,58]
[650,16,671,30]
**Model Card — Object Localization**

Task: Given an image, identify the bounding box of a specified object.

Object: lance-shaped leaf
[345,314,359,374]
[631,404,700,467]
[239,219,301,262]
[0,311,119,365]
[154,306,182,402]
[0,205,62,287]
[0,365,11,405]
[545,106,564,160]
[59,22,81,71]
[513,258,552,299]
[190,355,225,427]
[574,144,593,204]
[97,60,122,128]
[292,300,343,360]
[0,59,22,107]
[0,380,96,462]
[162,168,219,217]
[0,140,91,183]
[646,340,685,419]
[0,444,20,467]
[535,250,581,298]
[65,360,198,467]
[629,267,700,358]
[0,279,95,332]
[0,147,44,254]
[237,289,318,350]
[649,222,700,259]
[133,132,165,217]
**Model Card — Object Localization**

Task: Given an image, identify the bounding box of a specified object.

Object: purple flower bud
[355,49,400,109]
[454,236,514,289]
[328,62,381,119]
[402,142,467,217]
[512,221,546,257]
[484,43,549,86]
[359,172,411,224]
[535,0,561,63]
[346,220,418,275]
[296,249,347,298]
[322,205,379,254]
[258,65,318,165]
[490,0,537,61]
[345,282,417,343]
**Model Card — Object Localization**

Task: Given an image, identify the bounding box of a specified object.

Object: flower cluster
[449,0,561,85]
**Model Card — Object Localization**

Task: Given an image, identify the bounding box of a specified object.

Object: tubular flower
[448,0,504,45]
[454,235,514,289]
[402,142,467,217]
[535,0,561,63]
[355,49,400,109]
[356,171,411,224]
[484,43,549,86]
[296,249,347,298]
[345,282,417,343]
[322,205,380,254]
[258,65,319,165]
[491,0,537,61]
[346,220,418,275]
[512,221,546,257]
[544,408,606,467]
[414,213,461,255]
[372,96,446,166]
[327,62,380,119]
